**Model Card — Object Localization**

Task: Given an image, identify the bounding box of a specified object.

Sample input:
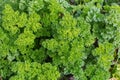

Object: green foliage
[0,0,120,80]
[10,62,60,80]
[92,42,114,69]
[19,0,44,12]
[113,64,120,80]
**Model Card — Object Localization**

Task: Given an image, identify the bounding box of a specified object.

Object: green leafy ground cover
[0,0,120,80]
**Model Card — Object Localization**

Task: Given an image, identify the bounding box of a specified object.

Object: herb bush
[0,0,120,80]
